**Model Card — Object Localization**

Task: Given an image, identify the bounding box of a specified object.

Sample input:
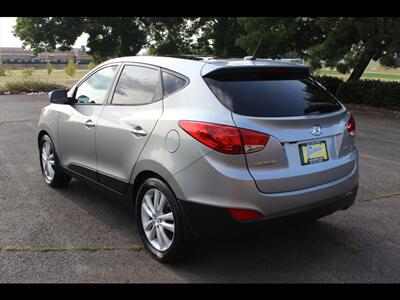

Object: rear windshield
[203,69,342,117]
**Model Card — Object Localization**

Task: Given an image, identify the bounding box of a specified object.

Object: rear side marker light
[178,120,269,155]
[346,114,356,137]
[228,208,263,221]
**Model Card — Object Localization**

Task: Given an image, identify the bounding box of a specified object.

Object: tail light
[228,208,263,221]
[178,120,269,155]
[240,128,270,153]
[346,114,356,137]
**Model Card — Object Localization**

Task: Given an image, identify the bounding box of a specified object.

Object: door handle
[131,126,147,137]
[84,119,95,128]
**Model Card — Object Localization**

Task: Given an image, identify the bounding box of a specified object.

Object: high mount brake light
[178,121,269,155]
[263,68,288,73]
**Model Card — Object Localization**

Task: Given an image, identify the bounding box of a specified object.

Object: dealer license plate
[299,141,329,165]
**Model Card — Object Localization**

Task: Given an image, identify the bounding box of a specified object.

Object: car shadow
[165,219,363,282]
[53,178,365,282]
[52,178,139,242]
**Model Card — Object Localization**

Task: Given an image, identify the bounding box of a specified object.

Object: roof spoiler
[203,65,313,78]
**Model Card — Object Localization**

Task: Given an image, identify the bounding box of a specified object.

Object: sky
[0,17,88,48]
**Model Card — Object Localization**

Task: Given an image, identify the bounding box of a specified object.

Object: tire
[135,178,185,262]
[39,135,71,187]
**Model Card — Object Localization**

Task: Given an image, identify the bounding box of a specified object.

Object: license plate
[299,141,329,165]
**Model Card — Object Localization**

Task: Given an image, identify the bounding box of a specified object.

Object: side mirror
[49,89,69,104]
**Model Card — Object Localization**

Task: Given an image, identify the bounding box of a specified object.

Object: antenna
[252,37,263,58]
[244,37,263,61]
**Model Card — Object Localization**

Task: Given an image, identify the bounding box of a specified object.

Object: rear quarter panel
[130,70,236,196]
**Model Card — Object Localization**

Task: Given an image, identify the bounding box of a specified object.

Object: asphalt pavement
[0,95,399,283]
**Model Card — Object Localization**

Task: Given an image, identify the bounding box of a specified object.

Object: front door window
[75,65,118,104]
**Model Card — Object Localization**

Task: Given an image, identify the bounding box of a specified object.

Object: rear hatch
[203,66,356,193]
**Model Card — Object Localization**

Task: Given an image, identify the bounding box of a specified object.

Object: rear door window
[112,65,162,105]
[203,68,342,117]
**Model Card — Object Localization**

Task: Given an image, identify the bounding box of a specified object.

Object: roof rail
[160,54,204,61]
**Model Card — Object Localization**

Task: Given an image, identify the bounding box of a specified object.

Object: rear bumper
[178,188,357,236]
[168,149,358,219]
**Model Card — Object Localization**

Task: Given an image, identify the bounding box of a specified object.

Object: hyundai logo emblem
[311,125,322,136]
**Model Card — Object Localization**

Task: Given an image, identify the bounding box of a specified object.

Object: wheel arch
[37,130,49,148]
[132,170,168,204]
[130,158,187,205]
[37,130,63,170]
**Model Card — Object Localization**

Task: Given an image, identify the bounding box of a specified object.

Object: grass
[130,244,143,252]
[2,245,143,252]
[2,66,399,87]
[101,246,114,251]
[332,239,362,256]
[72,246,100,252]
[0,68,89,89]
[0,79,66,94]
[316,69,400,81]
[31,247,68,253]
[2,66,398,95]
[358,191,400,202]
[4,246,31,252]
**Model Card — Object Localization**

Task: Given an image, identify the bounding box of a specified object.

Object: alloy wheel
[141,188,175,252]
[41,141,55,183]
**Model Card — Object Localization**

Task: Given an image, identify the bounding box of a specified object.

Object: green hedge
[315,76,400,110]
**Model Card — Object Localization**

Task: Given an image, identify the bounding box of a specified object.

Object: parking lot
[0,94,399,283]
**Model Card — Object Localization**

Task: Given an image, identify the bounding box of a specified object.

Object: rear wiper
[304,102,338,114]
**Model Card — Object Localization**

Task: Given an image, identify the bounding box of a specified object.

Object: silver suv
[37,56,358,261]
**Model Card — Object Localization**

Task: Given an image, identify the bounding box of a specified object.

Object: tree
[83,17,147,62]
[142,17,193,55]
[14,17,148,63]
[313,17,400,82]
[14,17,85,54]
[237,17,400,82]
[237,17,322,59]
[190,17,247,57]
[13,17,248,61]
[141,17,247,57]
[15,17,399,81]
[65,58,76,77]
